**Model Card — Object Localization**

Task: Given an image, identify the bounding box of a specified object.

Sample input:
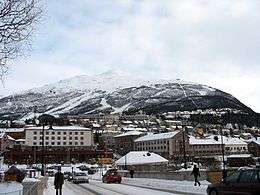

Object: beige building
[134,131,189,159]
[25,126,93,147]
[189,135,248,158]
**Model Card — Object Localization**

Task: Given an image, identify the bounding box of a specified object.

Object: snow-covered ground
[90,170,208,195]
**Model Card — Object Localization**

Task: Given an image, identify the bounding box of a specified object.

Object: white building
[25,126,93,147]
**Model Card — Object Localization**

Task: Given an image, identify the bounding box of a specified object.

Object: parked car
[102,169,121,183]
[64,171,72,180]
[72,172,89,184]
[88,168,96,175]
[207,167,260,195]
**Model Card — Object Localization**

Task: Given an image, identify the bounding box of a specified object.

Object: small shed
[115,151,168,171]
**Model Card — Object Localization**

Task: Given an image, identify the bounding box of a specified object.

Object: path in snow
[81,179,179,195]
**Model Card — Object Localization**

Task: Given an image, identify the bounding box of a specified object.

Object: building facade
[134,131,189,159]
[25,126,93,147]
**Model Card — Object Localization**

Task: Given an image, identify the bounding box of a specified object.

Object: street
[44,177,182,195]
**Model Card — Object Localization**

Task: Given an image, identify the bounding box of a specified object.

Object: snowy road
[80,180,180,195]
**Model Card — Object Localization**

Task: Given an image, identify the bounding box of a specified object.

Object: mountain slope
[0,71,254,120]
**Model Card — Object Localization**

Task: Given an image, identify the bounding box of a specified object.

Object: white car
[72,172,89,184]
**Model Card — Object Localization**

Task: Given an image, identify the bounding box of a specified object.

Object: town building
[25,126,93,147]
[248,137,260,157]
[134,131,189,160]
[114,131,145,155]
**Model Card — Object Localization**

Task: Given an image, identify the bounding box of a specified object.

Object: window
[52,132,55,135]
[63,137,66,140]
[63,142,66,145]
[69,142,73,145]
[57,142,61,145]
[45,142,49,145]
[51,142,55,145]
[51,137,55,140]
[57,132,61,135]
[239,170,256,183]
[33,136,37,140]
[226,171,241,183]
[33,142,37,145]
[46,132,49,135]
[80,137,84,140]
[75,132,78,135]
[80,132,84,135]
[45,137,49,140]
[69,132,72,135]
[63,132,67,135]
[80,142,84,145]
[75,142,78,145]
[57,137,61,140]
[75,137,78,140]
[69,137,72,140]
[34,131,37,135]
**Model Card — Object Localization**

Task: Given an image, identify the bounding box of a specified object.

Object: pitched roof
[115,151,168,165]
[114,131,143,138]
[134,131,180,142]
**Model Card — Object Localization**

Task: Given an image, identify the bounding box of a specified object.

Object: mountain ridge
[0,70,255,120]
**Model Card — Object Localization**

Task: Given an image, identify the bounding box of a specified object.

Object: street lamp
[37,114,56,176]
[35,119,45,176]
[181,123,187,169]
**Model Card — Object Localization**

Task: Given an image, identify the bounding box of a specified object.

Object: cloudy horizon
[1,0,260,112]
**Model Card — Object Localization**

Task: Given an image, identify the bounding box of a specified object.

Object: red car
[102,169,122,183]
[207,167,260,195]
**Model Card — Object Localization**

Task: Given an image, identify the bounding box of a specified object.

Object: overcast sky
[1,0,260,112]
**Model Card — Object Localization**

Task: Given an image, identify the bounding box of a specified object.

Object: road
[44,177,193,195]
[79,179,180,195]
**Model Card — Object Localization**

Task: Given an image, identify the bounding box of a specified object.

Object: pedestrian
[130,169,134,178]
[54,167,64,195]
[191,165,201,186]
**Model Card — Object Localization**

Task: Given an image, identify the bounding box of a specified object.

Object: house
[114,131,145,155]
[248,137,260,157]
[115,151,168,171]
[134,131,189,160]
[189,135,248,158]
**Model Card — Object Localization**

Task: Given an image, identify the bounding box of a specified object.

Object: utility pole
[182,124,187,169]
[41,124,45,176]
[220,124,226,180]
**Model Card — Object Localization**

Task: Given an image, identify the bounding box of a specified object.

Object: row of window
[33,136,84,141]
[33,141,84,146]
[136,145,168,150]
[33,131,85,135]
[135,140,169,146]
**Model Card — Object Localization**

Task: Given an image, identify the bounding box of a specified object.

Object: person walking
[54,167,64,195]
[130,169,134,178]
[191,165,201,186]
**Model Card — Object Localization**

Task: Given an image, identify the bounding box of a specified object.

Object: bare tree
[0,0,42,77]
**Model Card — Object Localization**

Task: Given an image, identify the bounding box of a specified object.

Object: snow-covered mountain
[0,70,253,119]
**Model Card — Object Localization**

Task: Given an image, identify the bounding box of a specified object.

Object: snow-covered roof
[0,182,23,193]
[115,151,168,165]
[92,124,101,128]
[0,128,24,132]
[16,139,25,142]
[121,127,147,132]
[25,126,91,131]
[248,137,260,145]
[135,131,180,142]
[7,135,15,141]
[227,154,252,158]
[189,135,247,145]
[114,131,144,138]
